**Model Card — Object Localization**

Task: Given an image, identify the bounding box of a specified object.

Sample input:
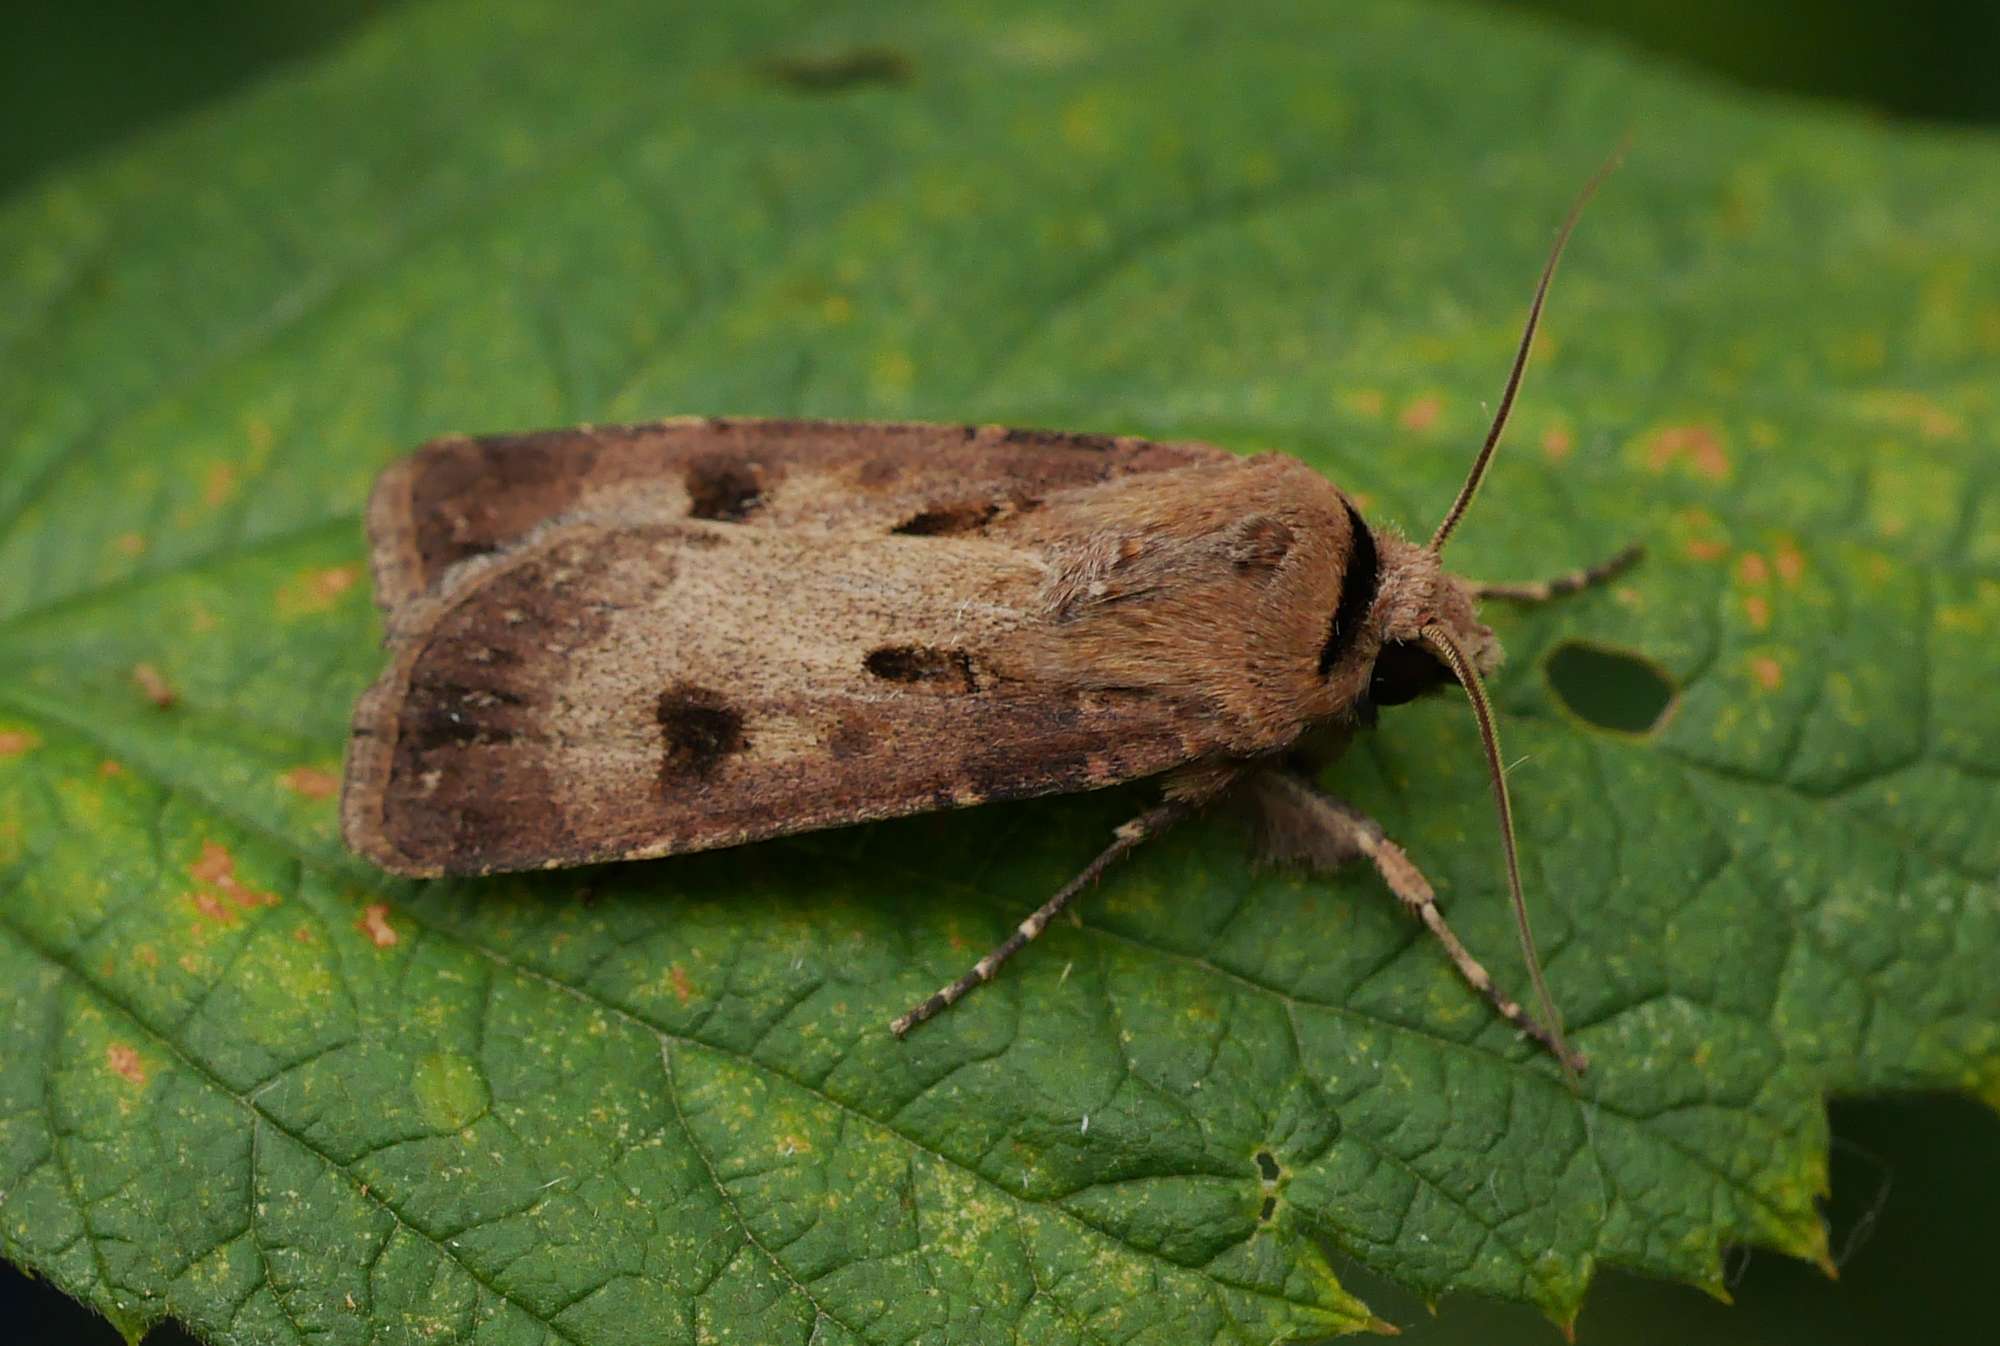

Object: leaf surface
[2,1,1997,1341]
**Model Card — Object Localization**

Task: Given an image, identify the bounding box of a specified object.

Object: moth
[342,166,1633,1078]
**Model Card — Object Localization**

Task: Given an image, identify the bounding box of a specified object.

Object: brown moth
[342,165,1633,1078]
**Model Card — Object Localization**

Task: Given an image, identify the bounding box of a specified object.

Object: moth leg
[890,797,1196,1038]
[1467,541,1642,604]
[1247,771,1585,1071]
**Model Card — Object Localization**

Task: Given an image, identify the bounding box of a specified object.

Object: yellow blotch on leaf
[1341,388,1386,418]
[202,462,239,508]
[277,564,362,618]
[413,1051,489,1132]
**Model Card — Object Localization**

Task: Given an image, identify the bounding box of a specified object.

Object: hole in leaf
[1254,1149,1280,1182]
[1543,640,1676,735]
[1258,1195,1278,1222]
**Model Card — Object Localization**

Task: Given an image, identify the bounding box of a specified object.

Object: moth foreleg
[1468,541,1642,604]
[1247,771,1585,1072]
[890,797,1196,1038]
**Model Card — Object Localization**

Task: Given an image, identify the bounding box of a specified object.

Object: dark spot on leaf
[1259,1195,1277,1222]
[1254,1150,1281,1182]
[657,685,749,779]
[1544,640,1677,735]
[892,502,1000,536]
[760,47,912,93]
[864,645,978,693]
[686,456,764,521]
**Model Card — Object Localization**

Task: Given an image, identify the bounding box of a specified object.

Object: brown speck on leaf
[669,964,694,1004]
[280,564,363,617]
[1774,539,1805,585]
[1541,425,1575,461]
[106,1043,147,1086]
[189,840,279,914]
[1737,553,1771,585]
[656,686,750,779]
[293,924,315,944]
[0,730,38,758]
[132,662,178,708]
[1398,394,1443,432]
[1645,424,1731,480]
[1683,537,1728,562]
[1750,655,1784,690]
[358,903,399,948]
[1744,595,1773,631]
[113,531,146,557]
[99,759,125,777]
[280,766,340,800]
[203,462,239,508]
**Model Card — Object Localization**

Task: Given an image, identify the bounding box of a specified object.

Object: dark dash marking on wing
[892,502,1001,536]
[864,645,978,692]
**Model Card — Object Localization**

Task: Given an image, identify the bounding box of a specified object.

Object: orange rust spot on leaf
[1645,424,1731,480]
[1683,537,1728,562]
[1398,394,1443,432]
[669,964,694,1004]
[1774,539,1805,586]
[113,531,146,557]
[1348,490,1375,513]
[780,1133,813,1155]
[280,766,339,800]
[1750,656,1784,690]
[358,903,399,948]
[190,605,219,634]
[1541,425,1574,462]
[191,889,232,924]
[132,662,178,709]
[99,759,125,777]
[293,925,315,944]
[1737,553,1771,585]
[203,462,239,508]
[106,1043,147,1086]
[1343,388,1386,417]
[279,564,363,617]
[1744,595,1773,631]
[0,730,38,758]
[189,840,278,913]
[135,945,159,968]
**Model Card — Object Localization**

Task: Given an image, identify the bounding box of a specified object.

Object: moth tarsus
[343,155,1632,1083]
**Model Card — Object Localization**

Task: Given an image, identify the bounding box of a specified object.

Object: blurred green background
[5,1,1995,1342]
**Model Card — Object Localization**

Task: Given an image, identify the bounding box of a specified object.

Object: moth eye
[684,456,765,521]
[1368,641,1456,707]
[1318,504,1381,675]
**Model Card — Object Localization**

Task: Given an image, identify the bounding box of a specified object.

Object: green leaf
[3,0,1996,1341]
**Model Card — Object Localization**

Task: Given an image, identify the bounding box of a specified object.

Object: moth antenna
[1428,144,1625,555]
[1419,622,1584,1087]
